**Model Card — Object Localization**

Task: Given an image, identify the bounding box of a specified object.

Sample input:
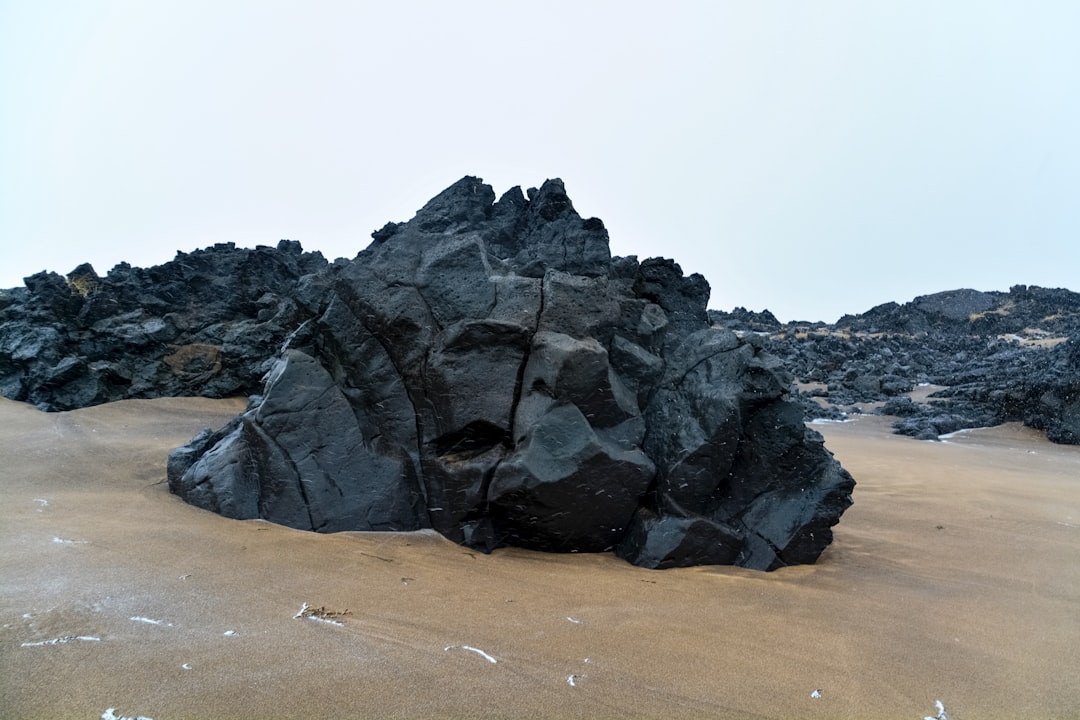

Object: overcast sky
[2,2,1077,322]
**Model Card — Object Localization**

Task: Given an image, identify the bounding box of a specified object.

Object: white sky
[2,1,1078,322]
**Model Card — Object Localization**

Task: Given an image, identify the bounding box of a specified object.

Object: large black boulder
[168,176,854,570]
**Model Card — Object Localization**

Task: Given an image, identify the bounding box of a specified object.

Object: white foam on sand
[130,616,172,626]
[923,699,948,720]
[939,429,971,439]
[444,645,497,663]
[52,536,89,545]
[939,428,988,442]
[21,635,101,647]
[102,709,154,720]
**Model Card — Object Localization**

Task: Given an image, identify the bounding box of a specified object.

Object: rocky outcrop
[732,286,1080,444]
[834,285,1080,337]
[707,307,782,334]
[167,177,855,570]
[0,241,330,410]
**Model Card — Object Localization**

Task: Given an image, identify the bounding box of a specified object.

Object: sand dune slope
[1,399,1078,719]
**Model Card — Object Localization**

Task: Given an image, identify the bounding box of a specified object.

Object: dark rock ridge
[713,285,1080,444]
[836,286,1080,337]
[162,177,854,570]
[0,241,330,410]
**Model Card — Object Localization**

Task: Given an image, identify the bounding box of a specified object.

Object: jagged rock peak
[371,176,612,279]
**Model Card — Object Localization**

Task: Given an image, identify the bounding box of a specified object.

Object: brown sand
[1,398,1078,719]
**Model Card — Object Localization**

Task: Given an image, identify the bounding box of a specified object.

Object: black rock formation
[722,284,1080,444]
[166,177,855,570]
[835,285,1080,337]
[0,240,329,410]
[708,307,782,334]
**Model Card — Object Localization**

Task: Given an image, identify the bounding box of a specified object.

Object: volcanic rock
[167,177,855,570]
[751,285,1080,444]
[0,240,329,410]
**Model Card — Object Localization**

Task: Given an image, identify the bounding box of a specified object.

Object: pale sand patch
[1,398,1078,719]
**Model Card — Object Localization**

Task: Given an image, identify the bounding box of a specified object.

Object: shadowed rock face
[167,177,854,570]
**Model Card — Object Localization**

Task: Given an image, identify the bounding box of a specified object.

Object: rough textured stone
[164,176,855,570]
[744,285,1080,444]
[0,240,329,410]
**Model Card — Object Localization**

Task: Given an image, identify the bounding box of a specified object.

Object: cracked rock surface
[164,177,854,570]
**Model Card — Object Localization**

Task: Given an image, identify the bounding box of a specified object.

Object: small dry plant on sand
[293,603,352,625]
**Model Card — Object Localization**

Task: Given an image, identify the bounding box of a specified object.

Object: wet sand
[1,397,1078,719]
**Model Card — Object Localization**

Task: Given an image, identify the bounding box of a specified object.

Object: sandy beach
[1,396,1078,719]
